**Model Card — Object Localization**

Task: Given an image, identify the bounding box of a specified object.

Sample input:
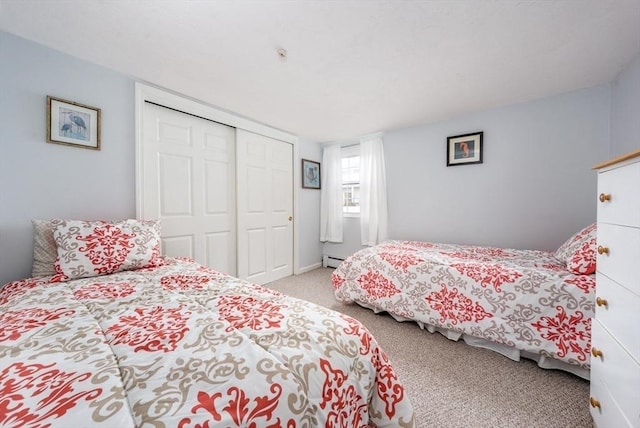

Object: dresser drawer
[596,223,640,294]
[590,377,632,428]
[590,320,640,425]
[595,273,640,362]
[597,160,640,227]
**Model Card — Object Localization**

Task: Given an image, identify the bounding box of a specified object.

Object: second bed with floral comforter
[332,239,595,378]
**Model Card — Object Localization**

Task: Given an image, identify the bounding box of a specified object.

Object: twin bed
[332,224,597,380]
[0,219,415,427]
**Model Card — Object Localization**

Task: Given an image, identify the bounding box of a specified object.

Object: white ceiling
[1,1,639,142]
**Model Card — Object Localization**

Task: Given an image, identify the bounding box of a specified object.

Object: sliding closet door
[236,129,293,284]
[140,102,237,276]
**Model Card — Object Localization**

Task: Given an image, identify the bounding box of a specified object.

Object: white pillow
[53,219,161,280]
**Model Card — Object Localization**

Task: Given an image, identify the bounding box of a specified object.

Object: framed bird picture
[302,159,321,189]
[46,96,101,150]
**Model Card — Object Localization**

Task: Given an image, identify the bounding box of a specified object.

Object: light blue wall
[297,138,323,269]
[324,85,611,258]
[385,86,609,251]
[0,32,137,285]
[609,54,640,157]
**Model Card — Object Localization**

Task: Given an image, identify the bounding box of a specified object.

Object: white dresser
[590,149,640,428]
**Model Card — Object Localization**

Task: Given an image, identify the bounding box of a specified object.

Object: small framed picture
[302,159,321,189]
[47,96,101,150]
[447,131,483,166]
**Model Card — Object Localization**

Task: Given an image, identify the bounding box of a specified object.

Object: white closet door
[236,129,293,284]
[141,102,237,275]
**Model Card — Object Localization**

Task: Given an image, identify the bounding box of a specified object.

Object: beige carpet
[265,267,593,428]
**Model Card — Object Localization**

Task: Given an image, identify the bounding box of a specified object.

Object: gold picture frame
[47,96,101,150]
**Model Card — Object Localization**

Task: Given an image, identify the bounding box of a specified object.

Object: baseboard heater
[322,255,344,268]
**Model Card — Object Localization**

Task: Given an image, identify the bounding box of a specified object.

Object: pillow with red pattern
[554,223,597,274]
[53,219,162,280]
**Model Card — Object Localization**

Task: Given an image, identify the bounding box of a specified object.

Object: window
[341,145,360,215]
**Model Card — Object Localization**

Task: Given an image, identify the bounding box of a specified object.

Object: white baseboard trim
[322,254,345,268]
[297,262,323,274]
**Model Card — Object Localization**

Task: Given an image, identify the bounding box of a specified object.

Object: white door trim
[134,82,301,275]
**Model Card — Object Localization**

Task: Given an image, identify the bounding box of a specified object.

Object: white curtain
[320,144,343,242]
[359,136,389,246]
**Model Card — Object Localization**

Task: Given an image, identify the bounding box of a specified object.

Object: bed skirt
[357,301,590,380]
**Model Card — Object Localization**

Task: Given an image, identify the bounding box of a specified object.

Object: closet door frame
[134,83,300,275]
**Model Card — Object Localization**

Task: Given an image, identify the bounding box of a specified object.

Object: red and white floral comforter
[332,241,595,372]
[0,258,415,428]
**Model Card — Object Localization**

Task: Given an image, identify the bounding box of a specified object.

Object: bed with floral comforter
[332,238,596,379]
[0,257,415,427]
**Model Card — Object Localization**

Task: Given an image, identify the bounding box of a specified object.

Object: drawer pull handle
[591,348,603,358]
[599,193,611,203]
[589,397,601,409]
[597,246,609,255]
[596,297,608,307]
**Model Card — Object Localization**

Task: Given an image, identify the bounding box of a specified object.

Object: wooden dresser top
[593,148,640,170]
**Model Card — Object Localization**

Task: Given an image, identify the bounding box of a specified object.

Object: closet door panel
[141,102,236,276]
[237,129,293,284]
